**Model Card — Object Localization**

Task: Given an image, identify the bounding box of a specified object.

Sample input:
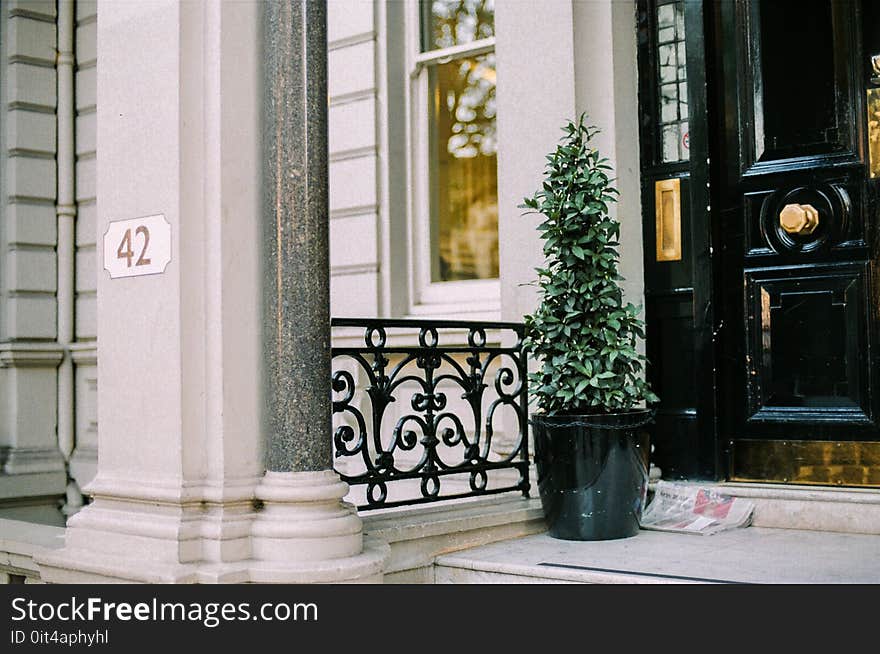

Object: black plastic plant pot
[532,410,652,541]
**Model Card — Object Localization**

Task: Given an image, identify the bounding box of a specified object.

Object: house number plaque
[103,214,172,279]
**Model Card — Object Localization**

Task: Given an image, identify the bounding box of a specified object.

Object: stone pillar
[39,0,265,583]
[249,0,387,583]
[38,0,386,584]
[261,0,332,475]
[495,1,577,325]
[571,0,644,313]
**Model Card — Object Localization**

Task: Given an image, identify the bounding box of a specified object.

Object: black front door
[714,0,880,485]
[638,0,880,486]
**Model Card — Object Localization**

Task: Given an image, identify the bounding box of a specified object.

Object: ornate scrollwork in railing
[331,318,530,510]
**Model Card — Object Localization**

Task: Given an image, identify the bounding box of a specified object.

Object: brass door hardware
[655,178,682,261]
[869,87,880,179]
[871,54,880,178]
[731,439,880,487]
[779,203,819,235]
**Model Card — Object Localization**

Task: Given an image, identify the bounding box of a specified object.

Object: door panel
[749,0,859,164]
[637,0,715,479]
[714,0,880,484]
[744,264,869,421]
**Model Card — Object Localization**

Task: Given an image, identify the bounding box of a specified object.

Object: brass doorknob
[779,203,819,235]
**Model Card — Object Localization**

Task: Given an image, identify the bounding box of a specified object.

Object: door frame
[637,0,720,480]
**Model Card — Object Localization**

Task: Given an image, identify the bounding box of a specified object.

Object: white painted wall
[572,0,644,312]
[494,0,578,323]
[0,1,102,521]
[324,0,646,326]
[0,0,67,524]
[2,1,58,340]
[328,0,382,318]
[494,0,645,323]
[0,0,648,525]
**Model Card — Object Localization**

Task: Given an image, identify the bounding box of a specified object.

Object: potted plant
[521,115,659,541]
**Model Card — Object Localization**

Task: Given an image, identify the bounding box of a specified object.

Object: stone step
[671,482,880,535]
[435,527,880,584]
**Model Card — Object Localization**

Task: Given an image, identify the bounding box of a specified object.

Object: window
[407,1,499,314]
[655,1,689,163]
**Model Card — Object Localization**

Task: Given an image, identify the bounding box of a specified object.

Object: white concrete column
[495,0,644,321]
[572,0,644,306]
[39,0,387,584]
[40,0,263,583]
[493,1,578,463]
[495,0,578,323]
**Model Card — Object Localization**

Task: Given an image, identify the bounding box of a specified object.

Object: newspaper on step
[640,481,755,535]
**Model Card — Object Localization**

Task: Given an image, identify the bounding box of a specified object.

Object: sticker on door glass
[103,214,171,278]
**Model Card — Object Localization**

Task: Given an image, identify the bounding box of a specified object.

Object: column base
[38,552,201,584]
[39,539,390,584]
[36,470,390,583]
[37,475,219,583]
[250,469,388,582]
[1,447,66,475]
[251,469,362,561]
[246,535,389,583]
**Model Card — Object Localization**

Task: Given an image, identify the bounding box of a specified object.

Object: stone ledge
[38,537,390,584]
[0,518,64,580]
[715,482,880,504]
[363,495,546,578]
[4,495,546,583]
[0,342,64,368]
[672,482,880,535]
[0,470,66,499]
[69,342,97,365]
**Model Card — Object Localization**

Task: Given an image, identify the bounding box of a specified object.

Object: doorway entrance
[638,0,880,486]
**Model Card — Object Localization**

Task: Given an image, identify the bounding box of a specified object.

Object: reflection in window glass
[428,54,498,281]
[656,1,689,162]
[422,0,495,52]
[758,0,837,156]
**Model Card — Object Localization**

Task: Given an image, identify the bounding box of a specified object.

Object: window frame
[403,0,501,318]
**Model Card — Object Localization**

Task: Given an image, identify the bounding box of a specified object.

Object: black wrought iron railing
[331,318,531,510]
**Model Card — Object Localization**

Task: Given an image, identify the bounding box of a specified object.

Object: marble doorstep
[434,527,880,584]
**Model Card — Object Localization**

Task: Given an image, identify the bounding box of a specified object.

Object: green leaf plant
[520,115,659,415]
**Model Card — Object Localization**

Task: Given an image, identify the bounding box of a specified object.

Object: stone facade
[0,0,645,583]
[0,0,98,524]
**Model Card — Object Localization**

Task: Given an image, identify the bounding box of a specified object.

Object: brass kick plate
[655,178,682,261]
[869,88,880,179]
[730,439,880,487]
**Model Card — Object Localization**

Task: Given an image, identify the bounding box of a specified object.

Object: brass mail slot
[869,87,880,180]
[655,178,682,262]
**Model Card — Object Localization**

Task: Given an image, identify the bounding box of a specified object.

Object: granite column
[261,0,331,473]
[249,0,387,580]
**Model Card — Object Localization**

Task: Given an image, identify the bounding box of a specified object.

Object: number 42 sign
[103,214,172,279]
